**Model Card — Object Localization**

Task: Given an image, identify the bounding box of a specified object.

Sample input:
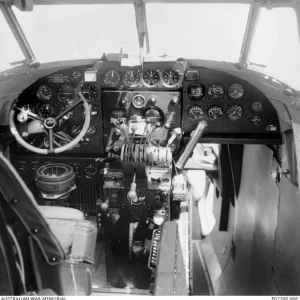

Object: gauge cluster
[182,67,280,140]
[100,68,183,88]
[14,67,104,155]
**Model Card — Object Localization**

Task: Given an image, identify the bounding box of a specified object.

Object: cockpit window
[0,10,25,72]
[146,3,250,62]
[12,4,140,62]
[249,7,300,89]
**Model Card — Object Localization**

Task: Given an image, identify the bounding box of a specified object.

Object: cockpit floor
[92,234,151,294]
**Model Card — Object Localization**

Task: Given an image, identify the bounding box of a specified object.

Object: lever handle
[175,120,207,170]
[128,182,138,203]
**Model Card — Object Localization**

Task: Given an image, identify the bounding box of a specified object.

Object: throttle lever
[175,120,208,170]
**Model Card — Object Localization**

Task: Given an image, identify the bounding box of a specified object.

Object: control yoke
[175,120,208,170]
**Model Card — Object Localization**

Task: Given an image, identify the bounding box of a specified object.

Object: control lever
[127,171,138,204]
[175,120,208,170]
[120,123,129,144]
[167,128,182,147]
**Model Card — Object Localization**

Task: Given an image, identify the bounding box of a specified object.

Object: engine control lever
[175,120,208,170]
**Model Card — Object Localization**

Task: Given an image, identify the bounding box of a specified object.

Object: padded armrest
[39,206,84,220]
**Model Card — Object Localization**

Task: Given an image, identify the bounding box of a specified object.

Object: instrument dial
[71,124,82,135]
[111,108,126,119]
[251,114,263,126]
[85,164,98,179]
[226,105,243,121]
[228,83,244,100]
[143,70,160,86]
[208,84,225,99]
[36,85,53,101]
[86,125,97,136]
[188,105,204,120]
[82,84,98,101]
[143,107,164,126]
[58,85,76,104]
[104,69,120,86]
[207,105,224,120]
[72,71,82,82]
[123,70,140,87]
[252,101,263,112]
[187,83,205,100]
[162,70,180,86]
[38,103,55,118]
[132,94,147,109]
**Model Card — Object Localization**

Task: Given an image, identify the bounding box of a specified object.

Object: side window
[0,7,25,72]
[249,7,300,89]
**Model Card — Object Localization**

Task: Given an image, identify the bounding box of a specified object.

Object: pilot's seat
[36,163,97,263]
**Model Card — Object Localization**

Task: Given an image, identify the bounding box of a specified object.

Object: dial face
[143,70,160,86]
[207,105,224,120]
[207,84,225,99]
[132,94,147,109]
[86,125,97,136]
[228,83,244,99]
[187,83,205,100]
[162,70,180,86]
[252,101,263,112]
[104,69,120,86]
[123,70,140,87]
[71,124,82,135]
[72,71,82,82]
[82,84,98,101]
[58,85,76,104]
[188,105,204,120]
[36,85,53,101]
[143,107,164,126]
[251,114,263,126]
[38,103,55,118]
[226,105,243,121]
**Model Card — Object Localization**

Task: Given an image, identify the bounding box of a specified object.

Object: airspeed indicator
[188,105,204,120]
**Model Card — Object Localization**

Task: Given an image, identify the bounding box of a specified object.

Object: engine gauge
[132,94,147,109]
[111,108,126,119]
[252,101,263,112]
[188,105,204,120]
[104,69,120,86]
[72,71,82,82]
[228,83,244,100]
[207,84,225,99]
[58,85,77,104]
[207,105,224,120]
[187,83,205,100]
[143,70,160,86]
[143,106,164,126]
[71,124,82,135]
[226,105,243,121]
[86,125,97,136]
[36,85,53,101]
[162,70,180,87]
[123,70,140,87]
[250,114,263,127]
[38,103,55,118]
[82,84,98,101]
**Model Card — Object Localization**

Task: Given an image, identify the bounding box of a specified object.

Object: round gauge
[188,105,204,120]
[250,114,263,127]
[252,101,263,112]
[132,94,147,109]
[86,125,97,136]
[226,105,243,121]
[72,71,82,82]
[58,85,77,104]
[187,83,205,100]
[123,70,140,87]
[112,108,126,119]
[143,70,160,86]
[207,84,225,99]
[142,107,164,126]
[104,69,121,86]
[36,85,53,101]
[228,83,244,100]
[82,84,98,101]
[71,124,82,135]
[162,70,180,87]
[207,105,224,120]
[84,164,98,179]
[38,103,55,118]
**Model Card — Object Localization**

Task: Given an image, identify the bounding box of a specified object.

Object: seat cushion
[39,206,84,253]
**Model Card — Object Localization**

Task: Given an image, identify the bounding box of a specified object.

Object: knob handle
[171,96,179,105]
[175,120,207,170]
[128,182,138,203]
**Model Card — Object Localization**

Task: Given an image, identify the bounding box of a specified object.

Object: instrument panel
[11,61,281,156]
